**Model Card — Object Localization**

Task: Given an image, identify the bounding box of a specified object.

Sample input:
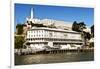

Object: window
[31,35,33,37]
[31,39,32,41]
[49,32,53,37]
[37,30,38,33]
[64,33,67,37]
[39,35,40,37]
[29,35,30,37]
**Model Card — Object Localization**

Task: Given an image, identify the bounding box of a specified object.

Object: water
[15,52,94,65]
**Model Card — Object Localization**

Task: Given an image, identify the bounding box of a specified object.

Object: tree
[89,42,94,48]
[15,36,25,49]
[84,32,91,40]
[83,32,91,46]
[16,24,24,35]
[91,25,94,37]
[72,21,87,46]
[78,22,86,32]
[72,21,86,32]
[72,21,79,31]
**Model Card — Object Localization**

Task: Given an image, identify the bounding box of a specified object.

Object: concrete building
[25,8,73,30]
[41,19,72,30]
[25,27,83,51]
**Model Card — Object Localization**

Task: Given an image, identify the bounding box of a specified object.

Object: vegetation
[91,25,94,37]
[84,32,91,40]
[15,36,25,49]
[89,42,94,48]
[72,21,86,32]
[72,21,93,40]
[72,21,92,46]
[16,24,24,35]
[72,21,79,31]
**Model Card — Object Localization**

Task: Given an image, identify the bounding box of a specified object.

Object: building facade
[25,27,84,51]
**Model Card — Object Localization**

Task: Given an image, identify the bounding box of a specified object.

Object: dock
[15,48,94,55]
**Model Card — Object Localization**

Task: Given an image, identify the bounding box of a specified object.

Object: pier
[15,48,94,55]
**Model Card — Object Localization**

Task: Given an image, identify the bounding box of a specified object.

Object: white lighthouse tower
[31,8,34,19]
[26,8,34,21]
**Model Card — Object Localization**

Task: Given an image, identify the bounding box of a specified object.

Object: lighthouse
[31,8,34,19]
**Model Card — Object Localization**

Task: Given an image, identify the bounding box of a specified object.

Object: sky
[15,3,94,28]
